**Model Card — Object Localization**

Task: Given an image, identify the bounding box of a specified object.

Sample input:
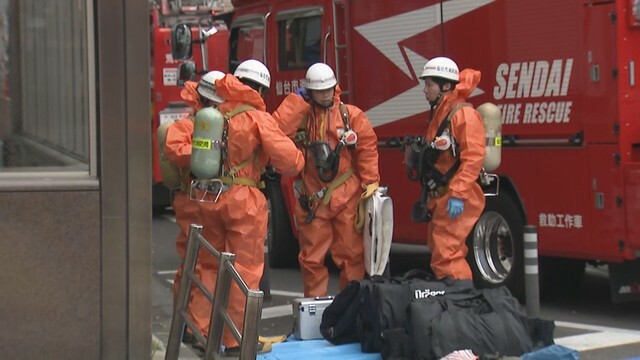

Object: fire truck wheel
[466,193,525,300]
[262,169,300,269]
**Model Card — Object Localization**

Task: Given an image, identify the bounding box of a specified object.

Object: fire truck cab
[211,0,640,302]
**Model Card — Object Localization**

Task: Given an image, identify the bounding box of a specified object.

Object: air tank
[477,102,502,172]
[156,121,183,189]
[190,107,225,179]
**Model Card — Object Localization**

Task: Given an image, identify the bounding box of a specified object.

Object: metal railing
[165,224,264,360]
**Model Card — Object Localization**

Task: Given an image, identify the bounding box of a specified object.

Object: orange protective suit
[425,69,486,280]
[164,81,211,336]
[188,74,304,348]
[273,86,379,297]
[163,81,208,332]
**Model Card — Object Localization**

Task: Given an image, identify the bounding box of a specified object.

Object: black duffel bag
[357,270,474,353]
[320,269,474,354]
[409,286,536,360]
[319,279,369,345]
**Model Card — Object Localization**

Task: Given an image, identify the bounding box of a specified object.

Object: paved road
[152,214,640,359]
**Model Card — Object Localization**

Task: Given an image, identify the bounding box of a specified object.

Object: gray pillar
[524,225,540,318]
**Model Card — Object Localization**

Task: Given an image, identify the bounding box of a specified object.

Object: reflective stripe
[525,265,539,274]
[486,136,502,147]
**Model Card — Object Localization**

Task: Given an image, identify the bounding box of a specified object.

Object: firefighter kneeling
[404,56,487,281]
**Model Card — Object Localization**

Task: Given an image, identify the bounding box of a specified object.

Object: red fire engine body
[218,0,640,301]
[150,1,229,208]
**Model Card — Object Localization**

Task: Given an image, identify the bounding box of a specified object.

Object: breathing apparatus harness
[402,103,470,222]
[294,102,358,222]
[187,105,265,202]
[295,102,357,182]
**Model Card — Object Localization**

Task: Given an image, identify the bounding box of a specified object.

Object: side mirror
[177,61,197,86]
[171,23,193,60]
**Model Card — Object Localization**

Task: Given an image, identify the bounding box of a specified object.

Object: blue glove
[447,197,464,218]
[294,87,309,100]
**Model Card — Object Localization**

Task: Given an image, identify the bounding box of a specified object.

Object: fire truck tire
[466,192,525,300]
[262,169,300,269]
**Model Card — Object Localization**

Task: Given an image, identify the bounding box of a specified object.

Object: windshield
[278,15,321,71]
[229,18,264,73]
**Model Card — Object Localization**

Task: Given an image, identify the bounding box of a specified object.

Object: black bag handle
[397,269,435,281]
[369,269,435,284]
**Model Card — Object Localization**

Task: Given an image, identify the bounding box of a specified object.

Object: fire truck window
[0,0,95,174]
[229,24,265,74]
[278,16,321,71]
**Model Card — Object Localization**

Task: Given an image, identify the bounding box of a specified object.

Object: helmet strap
[428,92,442,109]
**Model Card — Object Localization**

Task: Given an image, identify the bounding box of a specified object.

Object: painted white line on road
[161,214,177,223]
[261,304,293,319]
[152,333,200,360]
[555,321,640,352]
[585,265,609,279]
[270,289,305,298]
[158,270,304,298]
[556,321,640,335]
[158,270,178,275]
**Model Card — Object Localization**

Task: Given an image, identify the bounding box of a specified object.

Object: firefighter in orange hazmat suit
[418,57,486,280]
[273,63,380,297]
[164,70,226,350]
[193,59,304,354]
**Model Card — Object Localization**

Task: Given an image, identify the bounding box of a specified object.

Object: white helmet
[197,70,225,104]
[234,59,271,89]
[419,57,459,82]
[304,63,337,90]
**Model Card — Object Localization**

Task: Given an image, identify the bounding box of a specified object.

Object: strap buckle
[311,188,326,201]
[189,178,231,203]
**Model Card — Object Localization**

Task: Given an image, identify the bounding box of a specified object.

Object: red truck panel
[624,165,640,258]
[230,0,640,263]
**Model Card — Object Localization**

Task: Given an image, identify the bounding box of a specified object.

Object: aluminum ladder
[165,224,264,360]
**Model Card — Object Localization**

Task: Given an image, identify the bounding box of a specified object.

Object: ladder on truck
[332,0,353,103]
[165,224,264,360]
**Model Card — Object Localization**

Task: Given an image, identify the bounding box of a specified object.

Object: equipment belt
[220,176,265,189]
[181,176,265,193]
[309,167,354,205]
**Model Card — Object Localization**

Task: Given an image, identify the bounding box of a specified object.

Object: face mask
[308,141,339,182]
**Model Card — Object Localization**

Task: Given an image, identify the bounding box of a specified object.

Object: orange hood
[452,69,481,100]
[180,81,203,111]
[331,85,343,105]
[215,74,267,112]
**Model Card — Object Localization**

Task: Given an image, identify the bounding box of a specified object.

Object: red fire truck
[150,0,229,209]
[213,0,640,302]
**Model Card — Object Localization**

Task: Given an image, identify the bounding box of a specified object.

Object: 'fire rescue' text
[493,59,574,125]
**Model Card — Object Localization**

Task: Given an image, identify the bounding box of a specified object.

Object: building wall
[0,189,101,359]
[0,0,151,358]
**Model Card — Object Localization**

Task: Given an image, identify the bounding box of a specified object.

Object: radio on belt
[292,296,334,340]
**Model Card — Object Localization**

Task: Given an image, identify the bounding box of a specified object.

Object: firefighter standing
[163,70,226,351]
[273,63,380,297]
[192,59,304,355]
[418,56,486,280]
